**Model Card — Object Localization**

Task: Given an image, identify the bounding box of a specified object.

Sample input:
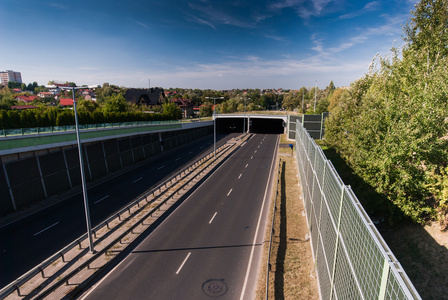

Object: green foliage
[7,81,22,89]
[324,0,448,224]
[103,94,128,113]
[199,103,212,117]
[162,102,182,119]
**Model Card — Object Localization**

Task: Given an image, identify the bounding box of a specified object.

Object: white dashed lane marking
[176,252,191,274]
[34,222,59,236]
[95,195,110,204]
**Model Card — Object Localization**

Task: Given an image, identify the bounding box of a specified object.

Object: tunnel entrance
[216,117,284,134]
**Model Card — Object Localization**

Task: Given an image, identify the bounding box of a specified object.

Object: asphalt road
[81,134,279,300]
[0,133,237,288]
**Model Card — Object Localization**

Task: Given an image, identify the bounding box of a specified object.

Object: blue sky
[0,0,417,90]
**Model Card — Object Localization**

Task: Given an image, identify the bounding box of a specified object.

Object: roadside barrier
[294,121,421,299]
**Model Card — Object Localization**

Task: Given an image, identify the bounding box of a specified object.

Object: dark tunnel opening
[216,117,284,134]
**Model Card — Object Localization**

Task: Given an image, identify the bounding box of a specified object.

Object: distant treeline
[0,107,176,130]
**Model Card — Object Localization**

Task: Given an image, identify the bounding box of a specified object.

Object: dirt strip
[255,140,318,300]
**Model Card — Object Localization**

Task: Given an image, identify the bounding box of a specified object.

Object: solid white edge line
[239,135,278,300]
[33,222,60,236]
[176,252,192,274]
[209,212,218,224]
[227,189,233,196]
[94,195,110,204]
[132,177,143,183]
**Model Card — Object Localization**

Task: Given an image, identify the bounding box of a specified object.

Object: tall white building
[0,70,22,86]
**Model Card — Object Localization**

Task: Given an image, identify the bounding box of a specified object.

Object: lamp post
[64,86,95,253]
[205,96,224,159]
[314,81,317,113]
[242,97,250,134]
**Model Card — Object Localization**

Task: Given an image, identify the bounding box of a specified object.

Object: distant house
[124,88,165,106]
[81,89,96,101]
[193,106,200,116]
[15,95,38,103]
[37,92,54,99]
[170,98,193,119]
[60,98,74,106]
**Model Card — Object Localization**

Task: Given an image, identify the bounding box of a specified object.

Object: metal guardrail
[34,142,239,300]
[0,139,236,299]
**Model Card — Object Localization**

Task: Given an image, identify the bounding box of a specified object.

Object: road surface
[0,133,236,288]
[81,134,279,300]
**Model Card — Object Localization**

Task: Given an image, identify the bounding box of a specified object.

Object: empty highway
[0,134,236,288]
[81,134,279,300]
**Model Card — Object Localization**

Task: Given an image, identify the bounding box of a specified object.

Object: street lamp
[314,81,317,113]
[205,96,224,159]
[63,86,95,253]
[242,97,250,134]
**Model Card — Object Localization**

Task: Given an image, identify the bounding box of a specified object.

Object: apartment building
[0,70,22,86]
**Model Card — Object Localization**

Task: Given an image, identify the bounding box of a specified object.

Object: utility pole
[64,86,95,253]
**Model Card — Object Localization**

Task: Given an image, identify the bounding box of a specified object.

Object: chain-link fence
[294,120,421,300]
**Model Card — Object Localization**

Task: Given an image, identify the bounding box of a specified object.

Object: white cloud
[47,2,70,10]
[269,0,340,19]
[311,12,407,57]
[184,13,217,30]
[187,2,254,28]
[339,1,381,19]
[130,18,151,30]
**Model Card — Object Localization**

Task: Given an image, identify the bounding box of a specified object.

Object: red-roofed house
[15,95,38,103]
[60,98,74,106]
[170,98,193,118]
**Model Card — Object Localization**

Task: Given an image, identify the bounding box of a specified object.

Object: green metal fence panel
[294,119,421,300]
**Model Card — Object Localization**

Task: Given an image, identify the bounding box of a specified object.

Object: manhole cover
[202,279,228,297]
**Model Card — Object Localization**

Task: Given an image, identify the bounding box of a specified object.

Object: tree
[404,0,448,64]
[103,94,128,113]
[282,90,301,111]
[324,0,448,225]
[162,102,182,119]
[78,99,99,113]
[199,103,212,117]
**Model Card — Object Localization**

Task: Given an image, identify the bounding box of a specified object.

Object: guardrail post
[40,267,45,278]
[15,284,21,297]
[61,252,65,263]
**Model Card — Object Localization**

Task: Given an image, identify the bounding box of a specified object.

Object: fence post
[329,185,346,299]
[378,259,390,300]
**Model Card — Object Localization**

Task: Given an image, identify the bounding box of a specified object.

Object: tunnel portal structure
[215,114,286,134]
